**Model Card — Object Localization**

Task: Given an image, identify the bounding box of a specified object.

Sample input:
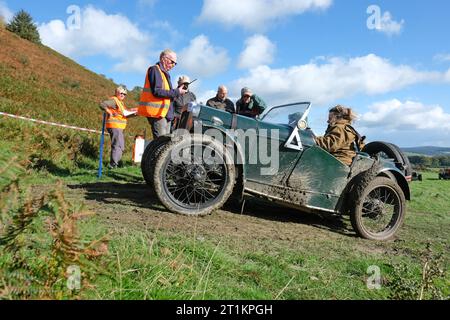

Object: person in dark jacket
[315,105,365,166]
[206,85,235,113]
[138,49,187,139]
[235,87,266,118]
[172,75,197,129]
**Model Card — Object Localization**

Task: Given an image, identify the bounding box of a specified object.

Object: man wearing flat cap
[172,75,197,129]
[235,87,267,118]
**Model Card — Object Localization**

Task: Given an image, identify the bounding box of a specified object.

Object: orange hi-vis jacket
[106,96,128,130]
[137,64,171,118]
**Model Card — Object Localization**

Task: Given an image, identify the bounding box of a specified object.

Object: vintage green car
[141,102,411,241]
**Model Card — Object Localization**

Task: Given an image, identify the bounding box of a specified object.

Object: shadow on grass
[99,170,143,183]
[31,159,71,177]
[68,180,163,211]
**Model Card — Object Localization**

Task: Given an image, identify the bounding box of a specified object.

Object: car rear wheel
[387,142,412,178]
[153,134,236,216]
[362,142,411,178]
[350,176,406,241]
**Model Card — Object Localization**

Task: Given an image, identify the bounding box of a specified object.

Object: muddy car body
[142,102,411,240]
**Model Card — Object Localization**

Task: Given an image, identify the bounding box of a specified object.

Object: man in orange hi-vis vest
[138,49,187,138]
[99,86,137,169]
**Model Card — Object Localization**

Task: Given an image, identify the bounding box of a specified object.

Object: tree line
[408,155,450,168]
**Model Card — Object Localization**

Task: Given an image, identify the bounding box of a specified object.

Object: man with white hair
[99,86,137,169]
[207,85,235,113]
[138,49,187,138]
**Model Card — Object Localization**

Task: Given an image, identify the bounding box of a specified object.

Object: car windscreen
[260,102,310,127]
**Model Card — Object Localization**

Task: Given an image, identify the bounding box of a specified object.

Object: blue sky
[1,0,450,147]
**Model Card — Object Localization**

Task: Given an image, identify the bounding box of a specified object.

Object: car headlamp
[187,102,202,118]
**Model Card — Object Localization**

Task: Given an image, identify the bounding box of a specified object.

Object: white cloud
[359,100,450,131]
[178,35,230,78]
[238,34,276,69]
[150,20,182,48]
[0,1,13,23]
[198,0,332,31]
[434,53,450,63]
[231,54,442,106]
[114,55,151,73]
[377,11,405,36]
[196,89,217,105]
[38,6,153,73]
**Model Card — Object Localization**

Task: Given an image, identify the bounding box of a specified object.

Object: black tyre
[387,142,412,178]
[350,176,406,241]
[141,137,171,187]
[362,141,410,177]
[153,134,236,216]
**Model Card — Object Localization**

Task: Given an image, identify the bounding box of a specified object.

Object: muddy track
[30,178,448,260]
[64,181,358,244]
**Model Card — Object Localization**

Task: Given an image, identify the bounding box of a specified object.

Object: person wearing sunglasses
[99,86,137,169]
[235,87,267,119]
[138,49,187,138]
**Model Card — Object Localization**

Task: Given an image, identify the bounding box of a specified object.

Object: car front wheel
[350,176,406,241]
[153,134,236,216]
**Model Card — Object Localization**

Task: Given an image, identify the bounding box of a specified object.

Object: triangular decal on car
[285,128,303,151]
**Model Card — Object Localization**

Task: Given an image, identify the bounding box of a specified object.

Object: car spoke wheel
[351,176,406,240]
[154,135,235,216]
[164,149,226,206]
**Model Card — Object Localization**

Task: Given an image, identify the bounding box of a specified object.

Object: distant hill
[401,146,450,156]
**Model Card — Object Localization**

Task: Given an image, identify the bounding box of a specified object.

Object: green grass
[78,218,446,300]
[78,227,388,300]
[79,168,450,300]
[409,171,449,216]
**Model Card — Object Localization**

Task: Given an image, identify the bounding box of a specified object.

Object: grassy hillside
[0,27,148,170]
